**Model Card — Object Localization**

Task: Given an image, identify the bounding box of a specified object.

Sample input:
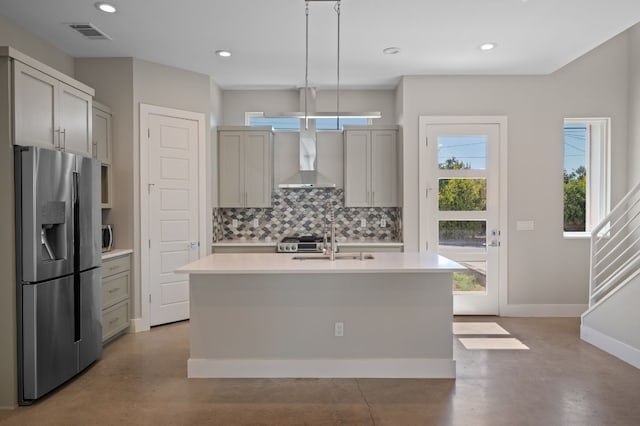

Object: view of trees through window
[438,156,487,292]
[563,124,587,232]
[438,157,486,245]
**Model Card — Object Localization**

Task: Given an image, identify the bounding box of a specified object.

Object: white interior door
[420,119,504,315]
[148,112,200,326]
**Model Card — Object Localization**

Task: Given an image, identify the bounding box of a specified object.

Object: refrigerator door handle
[72,169,82,343]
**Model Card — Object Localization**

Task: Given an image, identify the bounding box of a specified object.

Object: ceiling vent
[66,23,111,40]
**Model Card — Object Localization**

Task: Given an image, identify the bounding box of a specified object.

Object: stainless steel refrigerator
[15,145,102,404]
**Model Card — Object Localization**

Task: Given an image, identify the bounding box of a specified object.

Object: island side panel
[188,272,454,378]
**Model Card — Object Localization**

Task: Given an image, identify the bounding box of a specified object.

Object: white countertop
[176,252,464,275]
[102,248,133,260]
[212,240,277,247]
[338,241,404,247]
[211,240,403,247]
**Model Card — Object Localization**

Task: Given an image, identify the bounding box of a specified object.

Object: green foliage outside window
[564,166,586,232]
[438,158,487,242]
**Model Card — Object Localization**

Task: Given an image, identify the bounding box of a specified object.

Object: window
[315,117,370,130]
[245,112,370,131]
[246,113,300,130]
[563,118,611,235]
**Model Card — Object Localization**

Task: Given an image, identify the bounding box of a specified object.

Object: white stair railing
[589,181,640,308]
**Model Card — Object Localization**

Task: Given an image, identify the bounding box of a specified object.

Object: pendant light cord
[305,0,341,130]
[335,0,341,130]
[304,1,310,130]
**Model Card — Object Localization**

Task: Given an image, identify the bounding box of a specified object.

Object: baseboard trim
[500,303,587,317]
[581,325,640,369]
[188,358,456,379]
[0,404,17,411]
[130,318,150,333]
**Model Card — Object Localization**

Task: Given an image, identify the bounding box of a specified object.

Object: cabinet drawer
[102,255,130,279]
[102,271,129,309]
[102,300,129,342]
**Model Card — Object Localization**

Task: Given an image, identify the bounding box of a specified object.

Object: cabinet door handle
[372,191,375,206]
[55,128,61,150]
[60,128,67,151]
[244,192,248,207]
[93,141,97,158]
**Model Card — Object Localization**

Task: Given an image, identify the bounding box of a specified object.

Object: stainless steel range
[277,235,326,253]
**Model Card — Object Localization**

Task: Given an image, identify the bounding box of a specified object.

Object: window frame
[245,112,371,131]
[563,117,611,238]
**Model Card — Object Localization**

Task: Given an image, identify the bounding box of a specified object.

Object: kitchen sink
[292,253,374,261]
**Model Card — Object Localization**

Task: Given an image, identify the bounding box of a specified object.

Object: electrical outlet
[380,218,387,227]
[252,218,259,227]
[232,219,238,228]
[360,218,367,227]
[334,322,344,337]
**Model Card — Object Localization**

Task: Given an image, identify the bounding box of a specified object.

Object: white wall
[582,275,640,368]
[132,59,214,321]
[210,79,223,210]
[399,32,631,311]
[628,23,640,188]
[222,89,396,126]
[0,15,74,76]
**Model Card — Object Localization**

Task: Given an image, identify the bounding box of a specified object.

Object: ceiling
[1,0,640,90]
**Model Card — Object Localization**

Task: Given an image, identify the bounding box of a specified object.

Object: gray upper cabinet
[13,58,93,157]
[92,101,113,208]
[92,101,112,164]
[58,84,92,156]
[218,127,273,208]
[344,126,398,207]
[13,62,57,150]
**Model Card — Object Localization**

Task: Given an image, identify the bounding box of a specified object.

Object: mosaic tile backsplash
[213,189,401,242]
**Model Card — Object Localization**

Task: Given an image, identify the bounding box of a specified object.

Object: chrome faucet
[323,200,336,261]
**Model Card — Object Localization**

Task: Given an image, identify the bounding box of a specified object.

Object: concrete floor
[1,317,639,425]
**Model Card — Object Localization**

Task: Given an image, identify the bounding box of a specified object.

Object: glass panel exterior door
[424,123,500,314]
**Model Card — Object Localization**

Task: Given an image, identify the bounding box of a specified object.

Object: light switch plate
[232,219,238,228]
[360,218,367,227]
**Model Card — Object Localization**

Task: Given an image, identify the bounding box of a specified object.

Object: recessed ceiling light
[479,42,497,51]
[95,2,116,13]
[215,50,232,58]
[383,47,401,55]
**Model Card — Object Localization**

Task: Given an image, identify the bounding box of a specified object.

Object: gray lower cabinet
[101,253,131,343]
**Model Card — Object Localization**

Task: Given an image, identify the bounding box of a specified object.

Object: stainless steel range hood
[279,122,336,188]
[278,88,337,189]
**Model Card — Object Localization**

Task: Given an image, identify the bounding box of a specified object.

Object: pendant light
[304,0,343,130]
[265,0,381,125]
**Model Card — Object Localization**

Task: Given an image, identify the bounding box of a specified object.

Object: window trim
[245,112,372,131]
[563,117,611,236]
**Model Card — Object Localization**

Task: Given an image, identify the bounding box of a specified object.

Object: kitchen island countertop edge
[177,252,464,275]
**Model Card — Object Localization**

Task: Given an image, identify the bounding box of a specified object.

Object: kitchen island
[176,252,464,379]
